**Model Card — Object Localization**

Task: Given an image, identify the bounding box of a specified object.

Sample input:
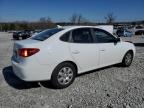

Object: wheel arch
[126,49,134,56]
[51,60,78,79]
[122,49,134,61]
[61,61,78,75]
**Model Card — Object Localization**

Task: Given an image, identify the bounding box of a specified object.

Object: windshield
[31,28,63,41]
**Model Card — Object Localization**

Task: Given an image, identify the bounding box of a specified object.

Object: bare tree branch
[70,14,78,24]
[105,13,116,24]
[70,14,89,24]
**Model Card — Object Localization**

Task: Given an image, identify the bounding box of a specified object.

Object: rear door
[69,28,99,73]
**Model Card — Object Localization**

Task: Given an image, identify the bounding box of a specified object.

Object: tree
[19,23,29,30]
[70,14,89,24]
[9,23,16,30]
[0,24,2,31]
[70,14,78,24]
[142,20,144,25]
[77,14,82,24]
[39,17,55,29]
[39,17,47,22]
[39,17,52,23]
[46,17,52,23]
[105,13,116,24]
[2,24,9,32]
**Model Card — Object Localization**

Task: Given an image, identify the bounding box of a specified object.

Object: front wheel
[121,51,133,67]
[51,62,76,89]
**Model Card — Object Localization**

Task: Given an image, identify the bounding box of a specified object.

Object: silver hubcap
[125,53,132,65]
[57,67,73,85]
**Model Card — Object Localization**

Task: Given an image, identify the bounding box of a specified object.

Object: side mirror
[115,37,120,43]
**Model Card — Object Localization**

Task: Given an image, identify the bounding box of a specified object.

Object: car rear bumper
[11,58,52,81]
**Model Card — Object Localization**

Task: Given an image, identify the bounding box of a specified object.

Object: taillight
[19,48,40,57]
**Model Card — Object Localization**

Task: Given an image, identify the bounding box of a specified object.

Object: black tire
[51,62,76,89]
[121,51,133,67]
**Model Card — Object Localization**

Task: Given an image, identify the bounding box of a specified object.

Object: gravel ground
[0,33,144,108]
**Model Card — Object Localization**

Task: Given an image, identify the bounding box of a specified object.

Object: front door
[92,28,122,67]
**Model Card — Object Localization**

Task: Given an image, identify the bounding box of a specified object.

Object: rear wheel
[51,62,76,89]
[121,51,133,67]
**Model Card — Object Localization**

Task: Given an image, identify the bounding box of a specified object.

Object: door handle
[100,49,105,51]
[72,50,80,54]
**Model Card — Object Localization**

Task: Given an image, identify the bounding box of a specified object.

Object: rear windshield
[31,28,63,41]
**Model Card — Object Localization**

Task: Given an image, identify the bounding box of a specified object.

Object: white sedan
[11,26,135,88]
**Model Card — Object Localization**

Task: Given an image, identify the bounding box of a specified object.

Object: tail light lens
[19,48,40,57]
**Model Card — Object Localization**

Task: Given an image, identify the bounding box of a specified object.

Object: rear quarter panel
[35,36,78,72]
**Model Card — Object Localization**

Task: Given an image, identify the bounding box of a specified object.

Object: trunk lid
[12,39,41,63]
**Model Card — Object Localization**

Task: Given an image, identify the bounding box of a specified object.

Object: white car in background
[11,26,135,88]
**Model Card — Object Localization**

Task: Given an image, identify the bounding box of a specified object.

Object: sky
[0,0,144,22]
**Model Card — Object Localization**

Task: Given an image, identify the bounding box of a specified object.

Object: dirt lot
[0,32,144,108]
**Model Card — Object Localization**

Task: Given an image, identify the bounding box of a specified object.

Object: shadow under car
[2,66,53,89]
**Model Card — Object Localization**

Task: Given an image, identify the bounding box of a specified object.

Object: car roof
[62,25,98,30]
[60,25,114,34]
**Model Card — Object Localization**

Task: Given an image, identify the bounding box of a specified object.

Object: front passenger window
[93,29,116,43]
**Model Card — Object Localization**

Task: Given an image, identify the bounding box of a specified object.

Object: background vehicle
[12,26,135,88]
[116,28,133,37]
[135,30,144,35]
[13,30,34,40]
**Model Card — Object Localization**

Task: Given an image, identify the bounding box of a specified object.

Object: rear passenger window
[72,28,93,43]
[60,32,70,42]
